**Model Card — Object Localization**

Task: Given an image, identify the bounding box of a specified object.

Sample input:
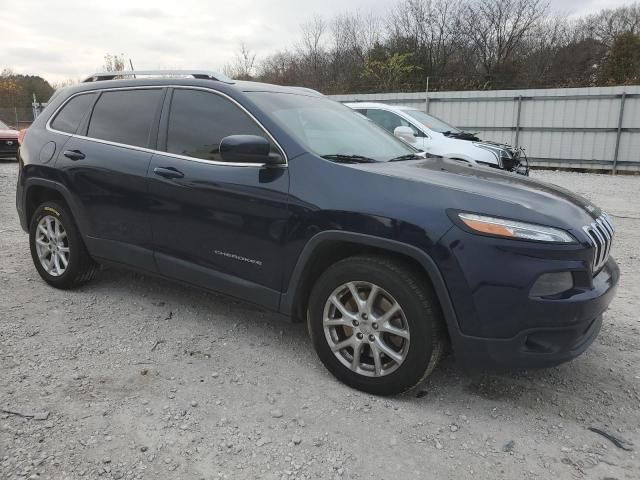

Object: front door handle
[63,150,85,161]
[153,166,184,179]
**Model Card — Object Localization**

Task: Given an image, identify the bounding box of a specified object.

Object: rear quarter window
[50,93,97,134]
[87,89,163,148]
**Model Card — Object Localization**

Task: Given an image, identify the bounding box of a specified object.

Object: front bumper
[437,228,620,370]
[0,139,18,158]
[452,309,607,370]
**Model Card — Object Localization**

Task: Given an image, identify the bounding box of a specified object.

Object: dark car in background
[0,120,19,160]
[16,71,619,395]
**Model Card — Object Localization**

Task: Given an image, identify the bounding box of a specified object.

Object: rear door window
[87,89,163,148]
[165,89,272,161]
[50,93,97,134]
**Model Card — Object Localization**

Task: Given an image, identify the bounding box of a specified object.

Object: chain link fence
[0,107,35,129]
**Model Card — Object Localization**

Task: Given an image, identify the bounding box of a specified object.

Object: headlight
[458,213,575,243]
[473,143,505,162]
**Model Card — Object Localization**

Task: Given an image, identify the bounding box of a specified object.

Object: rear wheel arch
[25,185,67,225]
[281,231,459,339]
[24,180,88,235]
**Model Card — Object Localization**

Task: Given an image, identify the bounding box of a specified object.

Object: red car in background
[0,120,19,160]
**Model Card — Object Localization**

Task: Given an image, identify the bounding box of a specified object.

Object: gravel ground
[1,161,639,480]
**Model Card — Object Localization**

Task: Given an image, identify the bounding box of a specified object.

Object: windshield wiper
[388,153,422,162]
[321,154,378,164]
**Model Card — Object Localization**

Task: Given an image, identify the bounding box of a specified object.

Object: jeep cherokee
[16,71,619,395]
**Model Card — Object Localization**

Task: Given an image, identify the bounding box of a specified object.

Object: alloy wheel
[323,281,410,377]
[35,215,70,277]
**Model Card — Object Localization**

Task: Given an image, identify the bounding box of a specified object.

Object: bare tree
[51,78,80,90]
[298,14,327,87]
[462,0,549,76]
[326,12,380,90]
[256,0,639,93]
[517,15,569,79]
[258,50,300,85]
[580,2,640,47]
[102,54,126,72]
[387,0,462,75]
[331,12,379,60]
[223,43,257,80]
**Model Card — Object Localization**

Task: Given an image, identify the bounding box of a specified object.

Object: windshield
[247,92,416,162]
[401,109,460,134]
[0,120,9,130]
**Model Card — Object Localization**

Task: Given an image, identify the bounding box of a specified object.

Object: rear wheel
[307,255,446,395]
[29,201,98,289]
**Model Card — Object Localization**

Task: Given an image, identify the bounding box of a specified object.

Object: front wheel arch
[280,231,460,341]
[307,254,447,394]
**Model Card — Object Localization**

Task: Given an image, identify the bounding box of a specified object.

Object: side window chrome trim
[45,85,288,168]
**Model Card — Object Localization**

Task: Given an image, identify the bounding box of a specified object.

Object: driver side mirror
[393,126,416,144]
[219,135,284,165]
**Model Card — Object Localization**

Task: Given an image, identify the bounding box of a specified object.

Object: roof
[55,70,322,101]
[61,70,323,98]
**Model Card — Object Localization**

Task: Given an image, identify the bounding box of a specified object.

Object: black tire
[307,255,446,396]
[29,201,98,289]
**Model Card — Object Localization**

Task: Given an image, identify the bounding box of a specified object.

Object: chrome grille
[583,213,614,272]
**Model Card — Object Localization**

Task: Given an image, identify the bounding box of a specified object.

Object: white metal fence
[330,85,640,173]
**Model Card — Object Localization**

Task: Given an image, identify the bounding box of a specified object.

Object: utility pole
[612,92,626,175]
[425,77,430,113]
[32,93,39,121]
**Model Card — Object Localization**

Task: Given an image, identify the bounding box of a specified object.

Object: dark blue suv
[16,71,619,395]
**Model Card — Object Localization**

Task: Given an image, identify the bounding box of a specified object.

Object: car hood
[0,129,18,137]
[435,135,513,156]
[351,156,601,230]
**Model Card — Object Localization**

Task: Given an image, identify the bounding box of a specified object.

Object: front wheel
[307,255,446,395]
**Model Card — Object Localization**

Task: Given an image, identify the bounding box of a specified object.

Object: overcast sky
[1,0,635,84]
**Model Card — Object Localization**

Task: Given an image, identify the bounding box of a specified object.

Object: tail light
[18,128,27,145]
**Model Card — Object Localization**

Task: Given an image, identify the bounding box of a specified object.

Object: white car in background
[346,102,528,175]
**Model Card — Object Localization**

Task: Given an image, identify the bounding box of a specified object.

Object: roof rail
[82,70,235,84]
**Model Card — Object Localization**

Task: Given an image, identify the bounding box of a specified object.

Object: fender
[21,177,90,236]
[278,230,461,339]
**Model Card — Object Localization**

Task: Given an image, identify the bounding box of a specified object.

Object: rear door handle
[63,150,85,161]
[153,166,184,179]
